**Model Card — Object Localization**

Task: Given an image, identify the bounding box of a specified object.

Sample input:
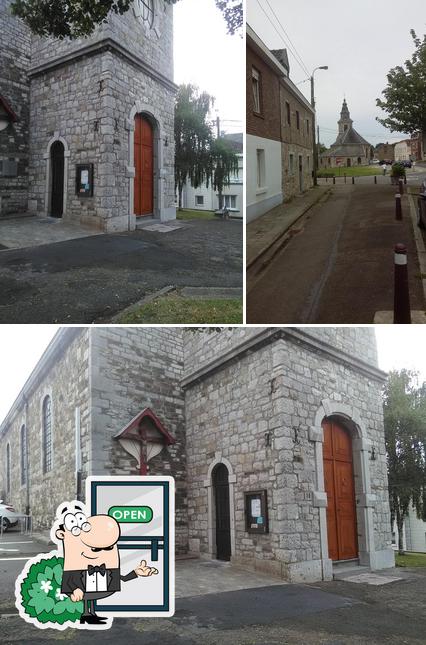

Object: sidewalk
[247,186,331,267]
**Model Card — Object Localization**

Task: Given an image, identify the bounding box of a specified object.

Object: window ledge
[256,187,268,196]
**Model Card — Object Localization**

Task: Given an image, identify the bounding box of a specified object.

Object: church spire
[340,99,350,120]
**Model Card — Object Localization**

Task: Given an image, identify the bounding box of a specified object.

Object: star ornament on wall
[133,0,161,38]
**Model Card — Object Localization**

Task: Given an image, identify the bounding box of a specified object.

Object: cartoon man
[55,502,158,625]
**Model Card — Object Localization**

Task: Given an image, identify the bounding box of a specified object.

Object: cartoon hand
[134,560,159,577]
[71,588,84,602]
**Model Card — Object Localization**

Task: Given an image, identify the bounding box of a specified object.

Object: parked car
[403,160,412,168]
[0,500,20,531]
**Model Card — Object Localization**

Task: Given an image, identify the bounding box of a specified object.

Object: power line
[255,0,310,78]
[263,0,310,77]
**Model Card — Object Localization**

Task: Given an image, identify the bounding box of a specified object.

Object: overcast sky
[1,326,426,423]
[174,0,243,134]
[247,0,426,147]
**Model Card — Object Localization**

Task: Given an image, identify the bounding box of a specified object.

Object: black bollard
[395,193,402,220]
[374,175,377,184]
[398,178,404,195]
[344,173,347,184]
[394,244,411,324]
[352,176,355,185]
[333,176,335,185]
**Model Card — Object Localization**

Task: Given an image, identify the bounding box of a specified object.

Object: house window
[6,443,11,494]
[306,119,310,135]
[42,395,52,474]
[222,195,237,209]
[307,156,310,169]
[286,102,291,126]
[289,153,294,174]
[296,111,300,130]
[21,424,27,486]
[252,67,261,114]
[256,149,265,187]
[195,196,204,206]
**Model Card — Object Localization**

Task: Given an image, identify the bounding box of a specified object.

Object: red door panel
[322,421,358,561]
[134,115,154,217]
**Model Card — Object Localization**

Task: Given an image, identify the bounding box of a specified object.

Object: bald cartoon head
[55,504,121,572]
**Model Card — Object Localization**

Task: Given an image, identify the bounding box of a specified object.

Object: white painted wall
[182,154,243,216]
[394,141,411,161]
[393,506,426,553]
[247,134,282,223]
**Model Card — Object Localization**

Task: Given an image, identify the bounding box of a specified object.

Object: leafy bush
[391,162,406,177]
[19,556,83,625]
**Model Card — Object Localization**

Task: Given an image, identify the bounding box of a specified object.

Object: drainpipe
[75,407,82,500]
[22,393,30,517]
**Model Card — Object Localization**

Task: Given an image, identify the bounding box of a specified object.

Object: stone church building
[0,327,395,582]
[0,0,176,230]
[320,99,372,169]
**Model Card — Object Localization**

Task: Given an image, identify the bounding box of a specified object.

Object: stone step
[333,564,371,581]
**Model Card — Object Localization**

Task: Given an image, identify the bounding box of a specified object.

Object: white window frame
[256,149,266,190]
[252,67,261,114]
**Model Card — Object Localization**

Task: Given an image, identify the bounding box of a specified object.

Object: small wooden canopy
[113,408,175,475]
[0,95,17,122]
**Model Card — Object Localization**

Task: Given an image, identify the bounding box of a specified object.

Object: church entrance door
[213,463,231,561]
[134,114,154,217]
[323,420,358,561]
[50,141,65,218]
[346,158,351,167]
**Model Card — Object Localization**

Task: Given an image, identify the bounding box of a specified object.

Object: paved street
[0,219,242,323]
[247,176,425,323]
[1,532,426,644]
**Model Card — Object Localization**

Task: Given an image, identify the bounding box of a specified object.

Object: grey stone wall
[0,0,30,216]
[27,1,175,229]
[89,328,188,552]
[184,328,392,581]
[0,330,90,530]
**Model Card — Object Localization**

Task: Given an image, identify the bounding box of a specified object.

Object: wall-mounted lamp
[164,136,169,148]
[370,447,376,461]
[264,432,271,448]
[93,120,99,133]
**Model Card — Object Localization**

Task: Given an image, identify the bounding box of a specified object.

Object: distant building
[247,25,314,222]
[393,506,426,553]
[320,100,372,168]
[182,133,243,216]
[375,142,395,162]
[394,135,423,162]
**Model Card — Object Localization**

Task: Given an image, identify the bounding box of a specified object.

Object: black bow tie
[88,564,106,576]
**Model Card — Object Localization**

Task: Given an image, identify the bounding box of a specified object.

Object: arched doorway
[346,158,351,167]
[322,419,358,561]
[134,114,154,217]
[50,141,65,218]
[213,463,231,561]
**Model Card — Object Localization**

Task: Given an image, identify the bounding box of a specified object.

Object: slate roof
[338,126,370,147]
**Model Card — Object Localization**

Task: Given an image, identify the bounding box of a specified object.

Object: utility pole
[311,75,317,187]
[311,66,328,187]
[317,124,320,174]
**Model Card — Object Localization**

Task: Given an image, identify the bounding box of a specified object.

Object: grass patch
[176,209,216,221]
[395,552,426,567]
[118,293,243,324]
[318,166,384,177]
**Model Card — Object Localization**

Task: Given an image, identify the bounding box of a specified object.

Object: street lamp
[311,66,328,187]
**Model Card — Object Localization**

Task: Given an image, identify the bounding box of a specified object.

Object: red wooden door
[323,420,358,561]
[134,114,154,217]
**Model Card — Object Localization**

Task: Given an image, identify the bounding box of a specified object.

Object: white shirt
[86,570,108,592]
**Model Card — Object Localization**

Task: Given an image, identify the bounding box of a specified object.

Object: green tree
[318,142,327,155]
[383,370,426,554]
[11,0,243,39]
[174,84,214,211]
[208,137,239,211]
[376,30,426,135]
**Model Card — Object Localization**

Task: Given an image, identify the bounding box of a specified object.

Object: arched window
[6,443,11,494]
[21,424,27,486]
[42,396,52,473]
[140,0,154,27]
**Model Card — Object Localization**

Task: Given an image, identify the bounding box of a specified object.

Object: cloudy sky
[174,0,243,134]
[1,326,426,422]
[247,0,425,146]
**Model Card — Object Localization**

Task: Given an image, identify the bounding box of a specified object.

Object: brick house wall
[246,47,281,142]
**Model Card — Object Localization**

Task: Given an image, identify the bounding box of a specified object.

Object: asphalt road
[0,219,242,323]
[247,182,425,324]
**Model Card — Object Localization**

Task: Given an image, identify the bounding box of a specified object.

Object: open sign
[108,506,153,523]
